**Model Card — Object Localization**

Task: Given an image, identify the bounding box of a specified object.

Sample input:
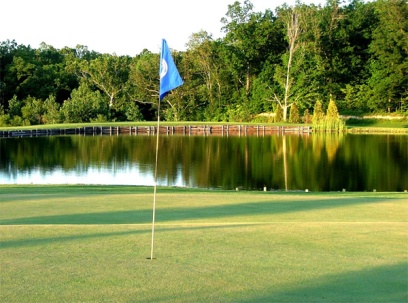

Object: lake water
[0,133,407,191]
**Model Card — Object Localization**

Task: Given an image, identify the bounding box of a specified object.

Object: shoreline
[0,124,313,138]
[1,123,407,138]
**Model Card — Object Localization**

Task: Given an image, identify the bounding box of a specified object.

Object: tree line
[0,0,406,127]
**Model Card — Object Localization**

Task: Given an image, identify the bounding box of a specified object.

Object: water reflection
[0,133,407,191]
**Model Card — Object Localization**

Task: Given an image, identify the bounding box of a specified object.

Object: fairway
[0,185,407,302]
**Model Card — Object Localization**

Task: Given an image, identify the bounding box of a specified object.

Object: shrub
[325,99,346,132]
[312,99,345,132]
[42,95,61,124]
[0,113,10,127]
[21,96,44,125]
[274,105,283,123]
[289,103,300,123]
[312,100,325,125]
[303,109,312,124]
[125,102,144,121]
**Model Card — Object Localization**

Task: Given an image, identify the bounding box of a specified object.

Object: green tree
[326,98,339,120]
[221,0,256,97]
[274,4,319,121]
[365,0,408,112]
[4,95,25,126]
[76,53,131,108]
[319,0,378,109]
[185,31,224,120]
[247,8,287,116]
[221,1,282,119]
[326,98,345,131]
[318,0,347,98]
[61,83,108,123]
[274,104,283,122]
[161,50,193,121]
[274,4,303,121]
[125,102,144,121]
[303,108,312,124]
[0,104,10,126]
[21,96,44,125]
[312,100,325,125]
[289,102,300,123]
[0,40,20,108]
[42,95,61,124]
[6,53,36,100]
[3,42,76,106]
[7,95,22,117]
[127,50,159,120]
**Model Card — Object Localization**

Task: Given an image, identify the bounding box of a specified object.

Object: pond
[0,133,407,191]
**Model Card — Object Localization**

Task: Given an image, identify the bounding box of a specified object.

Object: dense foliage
[0,0,407,126]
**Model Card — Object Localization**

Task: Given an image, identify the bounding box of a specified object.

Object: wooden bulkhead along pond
[0,125,312,138]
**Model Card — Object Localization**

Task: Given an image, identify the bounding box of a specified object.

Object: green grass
[346,117,408,133]
[1,185,407,302]
[0,121,283,131]
[1,116,408,137]
[2,119,407,134]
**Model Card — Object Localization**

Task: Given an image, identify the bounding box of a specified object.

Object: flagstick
[150,38,183,260]
[150,97,161,260]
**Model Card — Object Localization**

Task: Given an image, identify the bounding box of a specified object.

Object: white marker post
[149,39,183,260]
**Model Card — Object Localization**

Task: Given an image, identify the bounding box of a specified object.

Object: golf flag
[159,39,183,101]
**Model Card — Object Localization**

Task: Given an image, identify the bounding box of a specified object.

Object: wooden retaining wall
[0,125,311,138]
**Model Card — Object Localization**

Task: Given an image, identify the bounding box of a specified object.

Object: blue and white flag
[159,39,183,101]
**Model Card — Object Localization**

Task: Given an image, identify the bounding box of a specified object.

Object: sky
[1,0,324,56]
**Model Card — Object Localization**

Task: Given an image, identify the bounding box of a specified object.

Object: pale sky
[1,0,324,56]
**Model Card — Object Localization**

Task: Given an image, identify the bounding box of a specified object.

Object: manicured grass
[346,117,408,133]
[0,121,308,131]
[2,120,407,135]
[1,185,407,302]
[346,117,407,127]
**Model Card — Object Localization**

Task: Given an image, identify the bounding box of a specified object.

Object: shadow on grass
[0,229,144,249]
[346,118,378,127]
[0,185,154,203]
[0,224,246,249]
[240,262,408,303]
[1,195,401,225]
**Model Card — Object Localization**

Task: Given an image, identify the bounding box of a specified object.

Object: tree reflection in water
[0,134,406,191]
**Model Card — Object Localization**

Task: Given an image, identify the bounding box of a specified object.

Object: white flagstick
[150,39,183,259]
[150,97,161,260]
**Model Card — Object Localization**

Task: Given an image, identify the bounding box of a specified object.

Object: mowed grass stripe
[1,186,406,225]
[1,221,407,227]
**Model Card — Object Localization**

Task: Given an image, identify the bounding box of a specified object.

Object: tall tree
[3,42,76,105]
[76,53,131,108]
[274,4,318,121]
[276,4,303,121]
[0,40,20,108]
[221,0,255,97]
[127,50,159,120]
[3,43,36,102]
[338,0,378,111]
[185,31,224,120]
[366,0,408,112]
[318,0,346,98]
[222,1,286,120]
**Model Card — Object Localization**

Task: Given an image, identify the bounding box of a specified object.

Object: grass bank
[1,118,407,134]
[0,121,306,131]
[345,116,408,133]
[1,185,407,302]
